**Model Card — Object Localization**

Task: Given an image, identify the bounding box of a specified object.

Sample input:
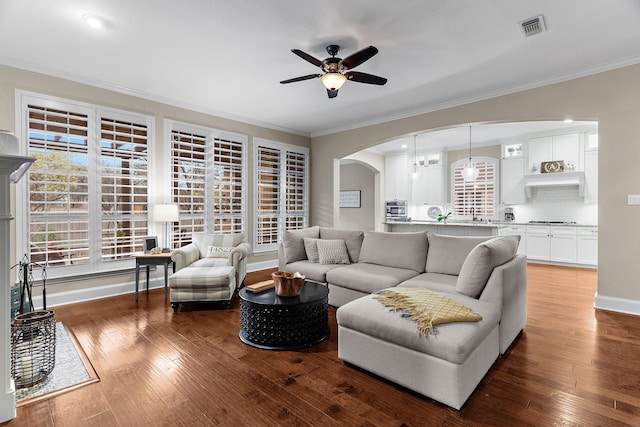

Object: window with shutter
[451,157,498,219]
[18,93,153,278]
[171,129,207,247]
[254,139,309,252]
[100,117,149,261]
[169,122,247,248]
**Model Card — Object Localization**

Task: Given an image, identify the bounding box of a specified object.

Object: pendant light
[462,126,479,182]
[410,135,419,181]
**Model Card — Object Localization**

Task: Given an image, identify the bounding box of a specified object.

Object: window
[17,93,153,278]
[451,157,498,219]
[168,121,247,248]
[254,139,309,252]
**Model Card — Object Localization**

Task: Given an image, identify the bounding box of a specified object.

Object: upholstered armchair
[171,232,251,287]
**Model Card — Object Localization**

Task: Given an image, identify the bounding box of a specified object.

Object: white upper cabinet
[501,157,525,205]
[385,154,410,201]
[410,151,446,206]
[527,133,580,174]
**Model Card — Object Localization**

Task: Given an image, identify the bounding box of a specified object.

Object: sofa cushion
[303,238,320,263]
[193,232,244,258]
[336,290,500,364]
[358,231,428,273]
[425,234,492,275]
[191,258,231,268]
[398,272,459,295]
[320,228,365,262]
[317,239,351,265]
[326,263,420,294]
[456,236,520,298]
[282,226,320,264]
[284,260,342,283]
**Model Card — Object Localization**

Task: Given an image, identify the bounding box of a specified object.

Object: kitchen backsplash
[508,185,598,225]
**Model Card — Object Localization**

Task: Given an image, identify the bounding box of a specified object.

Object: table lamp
[153,204,179,252]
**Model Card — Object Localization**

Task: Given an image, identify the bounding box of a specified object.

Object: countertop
[385,220,598,228]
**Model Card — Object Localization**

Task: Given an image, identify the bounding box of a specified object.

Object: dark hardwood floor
[5,264,640,426]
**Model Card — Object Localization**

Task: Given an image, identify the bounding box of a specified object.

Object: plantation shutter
[256,145,281,248]
[171,130,207,247]
[27,105,91,266]
[452,158,497,218]
[99,117,149,260]
[254,139,309,252]
[210,137,245,234]
[285,150,308,230]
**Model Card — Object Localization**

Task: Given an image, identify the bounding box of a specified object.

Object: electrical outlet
[627,195,640,205]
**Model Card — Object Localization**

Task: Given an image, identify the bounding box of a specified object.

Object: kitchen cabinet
[498,225,526,255]
[525,225,578,263]
[501,157,525,205]
[549,227,578,263]
[527,133,580,174]
[525,225,550,260]
[577,227,598,265]
[385,154,410,201]
[411,163,445,206]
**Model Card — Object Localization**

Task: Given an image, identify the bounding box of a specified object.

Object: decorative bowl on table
[272,271,305,297]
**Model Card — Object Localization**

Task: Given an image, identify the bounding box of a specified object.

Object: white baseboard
[247,259,278,272]
[594,292,640,316]
[30,260,278,309]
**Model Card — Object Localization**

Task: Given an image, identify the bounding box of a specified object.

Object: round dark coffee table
[239,281,329,350]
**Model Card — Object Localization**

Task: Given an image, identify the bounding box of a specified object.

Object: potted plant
[437,211,452,224]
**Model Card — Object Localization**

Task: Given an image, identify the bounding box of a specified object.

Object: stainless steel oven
[385,200,408,221]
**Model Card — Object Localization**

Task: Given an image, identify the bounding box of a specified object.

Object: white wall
[338,162,375,231]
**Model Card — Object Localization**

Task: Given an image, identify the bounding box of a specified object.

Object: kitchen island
[384,220,502,236]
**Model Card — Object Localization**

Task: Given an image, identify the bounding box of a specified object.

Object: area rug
[16,323,99,407]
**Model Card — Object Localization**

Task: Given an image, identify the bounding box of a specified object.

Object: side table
[134,253,175,301]
[239,281,329,350]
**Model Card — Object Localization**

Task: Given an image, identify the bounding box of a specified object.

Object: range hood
[524,171,585,198]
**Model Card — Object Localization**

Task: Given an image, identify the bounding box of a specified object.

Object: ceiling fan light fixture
[320,73,347,90]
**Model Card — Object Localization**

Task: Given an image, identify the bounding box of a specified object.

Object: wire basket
[11,310,56,388]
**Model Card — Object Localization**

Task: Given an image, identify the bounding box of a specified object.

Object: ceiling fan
[280,44,388,98]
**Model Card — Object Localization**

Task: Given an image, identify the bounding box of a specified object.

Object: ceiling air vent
[519,15,546,37]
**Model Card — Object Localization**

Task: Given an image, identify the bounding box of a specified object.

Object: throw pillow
[282,226,320,264]
[319,228,365,262]
[358,231,428,273]
[456,235,520,297]
[303,238,320,263]
[425,234,493,275]
[317,239,351,265]
[206,245,233,258]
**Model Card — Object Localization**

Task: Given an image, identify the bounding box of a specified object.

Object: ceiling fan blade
[339,45,379,70]
[345,71,387,85]
[291,49,324,68]
[280,74,321,84]
[327,89,339,99]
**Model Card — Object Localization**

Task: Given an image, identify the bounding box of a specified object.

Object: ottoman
[169,265,236,312]
[336,290,501,409]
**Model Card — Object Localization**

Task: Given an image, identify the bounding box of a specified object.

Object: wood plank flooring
[5,264,640,426]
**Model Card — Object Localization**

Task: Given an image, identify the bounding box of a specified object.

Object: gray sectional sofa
[278,226,527,409]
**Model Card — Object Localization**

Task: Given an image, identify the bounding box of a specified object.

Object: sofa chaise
[278,226,526,409]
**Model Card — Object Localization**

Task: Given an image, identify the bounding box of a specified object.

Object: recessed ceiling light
[82,13,106,29]
[564,119,574,123]
[400,144,407,149]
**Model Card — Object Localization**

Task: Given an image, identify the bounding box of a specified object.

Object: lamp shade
[320,73,347,90]
[153,204,179,222]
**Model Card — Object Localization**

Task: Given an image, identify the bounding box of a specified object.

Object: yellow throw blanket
[374,288,482,335]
